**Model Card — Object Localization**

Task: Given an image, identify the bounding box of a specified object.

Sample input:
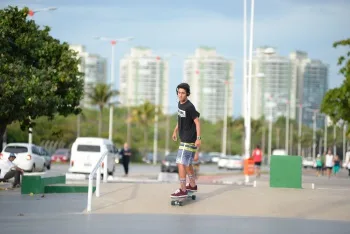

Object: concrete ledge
[21,174,66,194]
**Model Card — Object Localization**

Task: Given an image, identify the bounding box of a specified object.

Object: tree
[0,6,84,150]
[131,101,155,155]
[321,38,350,124]
[87,83,119,137]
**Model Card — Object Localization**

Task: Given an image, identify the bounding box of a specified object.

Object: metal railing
[87,151,108,212]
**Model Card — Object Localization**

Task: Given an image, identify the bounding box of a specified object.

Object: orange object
[244,158,255,175]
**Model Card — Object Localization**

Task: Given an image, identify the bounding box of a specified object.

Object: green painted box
[270,155,302,189]
[21,174,66,194]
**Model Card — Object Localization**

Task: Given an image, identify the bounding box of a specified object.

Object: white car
[217,156,230,169]
[0,143,46,172]
[226,155,244,170]
[302,157,316,168]
[209,152,221,163]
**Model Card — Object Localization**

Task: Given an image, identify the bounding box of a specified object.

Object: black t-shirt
[119,148,132,158]
[177,100,200,143]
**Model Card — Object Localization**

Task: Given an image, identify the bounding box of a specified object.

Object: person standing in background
[119,142,132,176]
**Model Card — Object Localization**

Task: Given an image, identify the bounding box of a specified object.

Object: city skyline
[2,0,348,117]
[119,47,169,115]
[184,47,234,123]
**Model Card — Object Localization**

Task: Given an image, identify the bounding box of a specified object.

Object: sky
[1,0,349,116]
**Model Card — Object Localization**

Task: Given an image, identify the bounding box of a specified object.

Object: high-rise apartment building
[251,47,295,121]
[183,47,234,123]
[119,47,169,114]
[69,45,107,109]
[250,48,328,129]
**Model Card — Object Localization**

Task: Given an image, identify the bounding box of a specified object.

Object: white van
[68,137,117,175]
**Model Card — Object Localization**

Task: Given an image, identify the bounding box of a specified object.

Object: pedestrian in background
[119,142,132,177]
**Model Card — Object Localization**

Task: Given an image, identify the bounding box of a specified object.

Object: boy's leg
[185,165,195,184]
[185,146,197,190]
[174,143,188,192]
[178,164,187,191]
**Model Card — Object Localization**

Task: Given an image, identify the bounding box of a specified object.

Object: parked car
[226,155,243,170]
[208,152,221,163]
[38,146,52,170]
[143,152,164,164]
[161,153,178,173]
[51,148,71,163]
[302,157,316,169]
[198,153,213,164]
[0,143,46,172]
[217,156,229,169]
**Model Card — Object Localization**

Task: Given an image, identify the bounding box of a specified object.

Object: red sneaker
[186,183,198,192]
[170,188,188,198]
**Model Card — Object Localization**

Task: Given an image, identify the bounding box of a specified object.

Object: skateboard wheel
[171,201,175,206]
[179,202,183,206]
[192,195,196,200]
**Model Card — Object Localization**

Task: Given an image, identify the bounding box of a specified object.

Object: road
[45,163,350,187]
[48,162,261,176]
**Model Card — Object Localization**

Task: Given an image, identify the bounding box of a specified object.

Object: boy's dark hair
[176,83,190,96]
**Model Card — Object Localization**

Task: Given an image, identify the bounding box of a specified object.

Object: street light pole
[26,7,57,148]
[153,56,161,165]
[247,0,255,159]
[343,123,347,160]
[222,81,229,157]
[312,110,317,161]
[285,100,289,154]
[28,7,57,17]
[108,41,116,142]
[298,104,302,156]
[94,36,133,182]
[268,103,273,165]
[324,116,327,153]
[243,0,248,162]
[333,124,337,156]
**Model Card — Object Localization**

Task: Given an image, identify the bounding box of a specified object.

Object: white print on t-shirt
[178,108,186,118]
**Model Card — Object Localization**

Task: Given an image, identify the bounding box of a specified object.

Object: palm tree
[87,83,119,137]
[131,101,155,155]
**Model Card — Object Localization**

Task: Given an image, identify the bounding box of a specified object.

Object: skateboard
[170,190,196,206]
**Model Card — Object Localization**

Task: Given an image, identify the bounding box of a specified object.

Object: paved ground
[1,182,350,234]
[89,183,350,221]
[1,163,350,234]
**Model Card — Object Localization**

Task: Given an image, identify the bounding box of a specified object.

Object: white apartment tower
[184,47,234,123]
[250,48,328,129]
[251,47,296,121]
[290,51,328,128]
[69,44,107,109]
[119,47,169,114]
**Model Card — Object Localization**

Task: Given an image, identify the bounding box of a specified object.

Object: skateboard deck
[170,190,196,206]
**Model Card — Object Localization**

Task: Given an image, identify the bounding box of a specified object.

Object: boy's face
[177,88,187,102]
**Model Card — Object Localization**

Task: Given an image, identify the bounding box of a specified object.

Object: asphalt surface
[48,163,249,177]
[1,164,350,234]
[2,213,350,234]
[1,191,349,234]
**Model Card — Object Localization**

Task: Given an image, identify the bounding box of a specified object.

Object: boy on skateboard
[171,83,201,198]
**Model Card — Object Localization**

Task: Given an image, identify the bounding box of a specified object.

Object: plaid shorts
[176,142,197,166]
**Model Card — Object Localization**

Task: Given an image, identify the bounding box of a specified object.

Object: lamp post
[94,36,133,142]
[152,53,177,164]
[153,56,161,165]
[285,99,290,155]
[26,7,57,148]
[94,36,133,182]
[28,7,57,17]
